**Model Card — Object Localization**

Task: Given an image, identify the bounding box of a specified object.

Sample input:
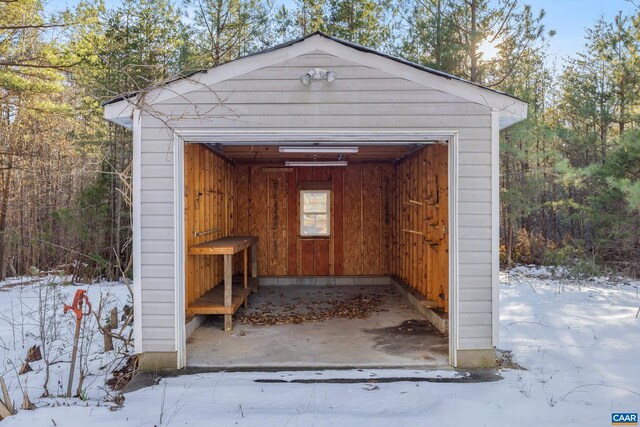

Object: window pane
[303,192,328,213]
[300,190,330,236]
[302,214,328,235]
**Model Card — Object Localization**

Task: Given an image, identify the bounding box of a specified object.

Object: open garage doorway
[181,139,452,369]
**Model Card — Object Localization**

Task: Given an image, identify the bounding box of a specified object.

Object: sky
[532,0,637,62]
[43,0,638,64]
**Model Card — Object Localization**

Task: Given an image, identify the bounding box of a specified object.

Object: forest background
[1,0,639,281]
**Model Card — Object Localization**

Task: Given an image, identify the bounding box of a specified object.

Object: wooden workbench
[188,236,258,330]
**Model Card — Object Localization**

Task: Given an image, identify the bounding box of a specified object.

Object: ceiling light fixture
[285,161,348,167]
[279,146,359,154]
[299,68,337,85]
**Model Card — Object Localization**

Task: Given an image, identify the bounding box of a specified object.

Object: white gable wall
[136,50,499,363]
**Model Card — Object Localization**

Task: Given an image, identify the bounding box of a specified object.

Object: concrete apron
[124,367,502,394]
[185,284,450,370]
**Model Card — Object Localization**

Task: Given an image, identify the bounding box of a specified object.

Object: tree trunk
[0,153,14,280]
[469,0,478,82]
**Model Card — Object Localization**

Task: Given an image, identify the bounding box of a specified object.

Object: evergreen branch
[0,61,79,69]
[0,23,67,30]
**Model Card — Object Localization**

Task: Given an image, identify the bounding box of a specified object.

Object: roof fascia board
[104,99,134,129]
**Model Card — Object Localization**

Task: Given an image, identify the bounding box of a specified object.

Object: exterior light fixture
[285,161,348,167]
[299,68,337,85]
[279,146,359,154]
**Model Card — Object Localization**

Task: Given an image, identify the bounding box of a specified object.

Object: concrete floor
[186,285,449,369]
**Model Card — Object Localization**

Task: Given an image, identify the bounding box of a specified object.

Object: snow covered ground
[1,266,639,426]
[0,273,132,407]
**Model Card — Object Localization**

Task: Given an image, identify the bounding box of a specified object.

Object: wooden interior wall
[234,165,393,276]
[183,144,448,311]
[184,144,235,308]
[392,144,449,311]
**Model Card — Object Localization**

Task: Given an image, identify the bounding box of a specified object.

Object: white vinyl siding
[136,50,498,353]
[137,124,176,352]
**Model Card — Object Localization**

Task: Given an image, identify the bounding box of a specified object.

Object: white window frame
[300,190,331,237]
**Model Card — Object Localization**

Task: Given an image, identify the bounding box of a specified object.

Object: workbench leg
[251,243,258,292]
[224,254,233,331]
[243,248,248,308]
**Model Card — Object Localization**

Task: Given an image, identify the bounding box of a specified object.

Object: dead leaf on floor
[237,293,385,326]
[362,384,380,391]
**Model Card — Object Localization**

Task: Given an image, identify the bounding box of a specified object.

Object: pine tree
[548,12,640,269]
[0,0,71,279]
[63,0,188,279]
[292,0,326,36]
[324,0,392,48]
[185,0,272,68]
[558,18,618,164]
[397,0,462,73]
[103,0,186,91]
[272,4,296,41]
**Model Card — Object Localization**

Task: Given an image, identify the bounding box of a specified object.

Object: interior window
[300,190,330,236]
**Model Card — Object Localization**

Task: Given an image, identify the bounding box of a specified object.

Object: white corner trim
[173,134,187,368]
[491,109,500,348]
[448,132,460,367]
[132,109,143,354]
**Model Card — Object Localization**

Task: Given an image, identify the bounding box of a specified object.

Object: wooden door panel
[314,239,331,275]
[300,239,315,275]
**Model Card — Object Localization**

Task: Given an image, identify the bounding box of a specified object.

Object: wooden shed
[104,32,527,369]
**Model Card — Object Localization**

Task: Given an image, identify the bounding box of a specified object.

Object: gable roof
[104,32,527,129]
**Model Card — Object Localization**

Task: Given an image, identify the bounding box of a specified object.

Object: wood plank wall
[184,144,235,308]
[234,165,393,276]
[392,144,449,311]
[183,144,448,312]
